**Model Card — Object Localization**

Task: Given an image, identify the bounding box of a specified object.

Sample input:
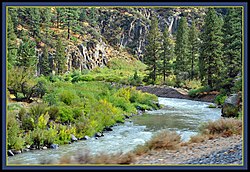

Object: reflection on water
[7,97,221,165]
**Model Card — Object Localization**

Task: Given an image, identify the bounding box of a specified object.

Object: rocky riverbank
[133,134,243,165]
[136,86,218,102]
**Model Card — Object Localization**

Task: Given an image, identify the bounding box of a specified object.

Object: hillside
[6,6,243,166]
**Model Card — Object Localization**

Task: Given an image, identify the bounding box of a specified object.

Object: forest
[6,6,243,161]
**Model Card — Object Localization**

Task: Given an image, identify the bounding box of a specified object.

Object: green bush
[29,103,48,121]
[184,79,202,90]
[80,75,94,81]
[58,106,74,123]
[58,90,78,105]
[7,112,25,150]
[215,94,227,106]
[188,86,212,97]
[48,106,60,120]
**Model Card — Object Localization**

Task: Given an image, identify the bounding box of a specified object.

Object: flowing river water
[7,97,221,165]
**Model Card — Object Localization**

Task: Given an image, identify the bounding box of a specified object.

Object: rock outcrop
[221,92,242,118]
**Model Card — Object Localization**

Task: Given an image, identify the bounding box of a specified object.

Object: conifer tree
[89,8,98,26]
[188,20,199,79]
[8,8,19,34]
[41,8,52,39]
[7,14,18,69]
[79,8,87,22]
[17,31,36,71]
[160,27,173,83]
[174,17,189,74]
[29,8,41,38]
[40,45,51,76]
[200,8,224,88]
[222,8,242,92]
[144,16,161,84]
[55,36,66,74]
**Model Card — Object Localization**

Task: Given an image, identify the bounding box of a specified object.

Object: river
[7,97,221,165]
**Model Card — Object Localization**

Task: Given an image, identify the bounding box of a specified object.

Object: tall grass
[133,130,181,155]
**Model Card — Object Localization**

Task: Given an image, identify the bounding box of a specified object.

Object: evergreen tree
[79,8,87,21]
[40,45,51,76]
[200,8,224,88]
[144,16,161,84]
[62,8,80,39]
[89,8,98,27]
[41,8,52,39]
[174,17,189,74]
[222,8,242,93]
[56,8,66,29]
[160,27,173,83]
[55,36,66,74]
[188,20,199,79]
[17,32,37,72]
[8,8,19,34]
[29,8,41,38]
[7,14,18,69]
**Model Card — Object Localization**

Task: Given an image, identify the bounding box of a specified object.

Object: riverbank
[136,85,218,102]
[133,134,242,165]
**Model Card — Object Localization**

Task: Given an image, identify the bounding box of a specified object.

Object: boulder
[81,135,90,140]
[103,127,113,131]
[8,150,14,156]
[95,132,103,137]
[12,150,22,154]
[50,144,59,149]
[71,134,78,142]
[221,94,241,118]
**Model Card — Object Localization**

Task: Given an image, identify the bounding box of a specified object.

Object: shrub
[188,86,212,97]
[189,134,207,143]
[184,79,202,90]
[48,106,60,120]
[37,112,50,129]
[57,106,74,123]
[79,75,94,81]
[215,94,227,106]
[58,90,78,105]
[198,118,242,137]
[146,130,181,150]
[7,112,25,150]
[58,151,135,164]
[29,103,48,122]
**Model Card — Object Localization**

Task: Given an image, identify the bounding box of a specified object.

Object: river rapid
[7,97,221,165]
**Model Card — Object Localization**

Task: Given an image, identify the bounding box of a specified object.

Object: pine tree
[40,45,51,76]
[174,17,189,74]
[8,8,19,34]
[144,16,161,84]
[55,36,66,74]
[41,8,52,39]
[222,8,242,93]
[62,8,80,40]
[29,8,41,38]
[89,8,98,27]
[17,32,37,71]
[160,27,173,83]
[7,14,18,69]
[79,8,87,22]
[188,20,199,79]
[200,8,224,88]
[56,8,66,29]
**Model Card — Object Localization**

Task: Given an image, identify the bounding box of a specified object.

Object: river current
[7,97,221,165]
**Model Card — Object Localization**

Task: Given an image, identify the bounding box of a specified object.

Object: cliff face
[34,7,209,75]
[37,40,109,74]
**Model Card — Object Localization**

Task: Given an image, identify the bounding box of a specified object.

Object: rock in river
[71,134,78,142]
